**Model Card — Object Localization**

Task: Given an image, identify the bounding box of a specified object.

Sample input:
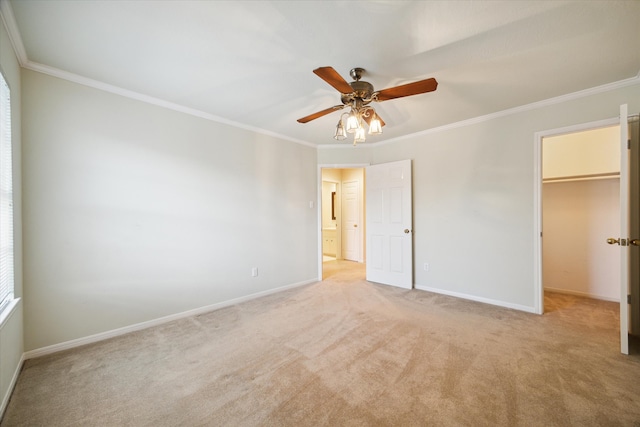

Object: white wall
[0,12,24,417]
[543,179,620,301]
[22,69,318,351]
[318,81,640,312]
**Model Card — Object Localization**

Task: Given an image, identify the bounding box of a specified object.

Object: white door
[619,104,630,354]
[342,180,360,261]
[366,160,413,289]
[614,105,640,354]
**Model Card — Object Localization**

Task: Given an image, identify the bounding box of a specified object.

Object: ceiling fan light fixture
[346,111,359,134]
[297,67,438,146]
[333,119,347,140]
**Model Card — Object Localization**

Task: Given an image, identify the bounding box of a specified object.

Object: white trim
[415,285,537,314]
[23,279,316,360]
[535,117,620,140]
[533,129,543,315]
[544,287,619,303]
[0,0,27,66]
[0,297,19,329]
[0,353,24,419]
[23,60,317,148]
[533,117,621,316]
[2,0,639,151]
[371,75,640,147]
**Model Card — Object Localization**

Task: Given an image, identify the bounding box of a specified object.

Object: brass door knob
[354,224,357,227]
[631,239,640,247]
[404,229,411,234]
[607,238,620,245]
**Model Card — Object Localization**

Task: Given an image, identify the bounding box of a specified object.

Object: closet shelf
[543,172,619,184]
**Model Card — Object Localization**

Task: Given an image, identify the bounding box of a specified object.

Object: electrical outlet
[251,267,258,277]
[423,263,429,271]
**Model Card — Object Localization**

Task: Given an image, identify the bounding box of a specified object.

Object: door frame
[317,163,369,280]
[533,117,620,315]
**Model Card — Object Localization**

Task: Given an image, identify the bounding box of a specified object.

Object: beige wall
[543,179,620,300]
[319,81,640,312]
[21,69,319,351]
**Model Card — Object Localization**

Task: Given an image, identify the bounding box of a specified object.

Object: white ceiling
[5,0,640,146]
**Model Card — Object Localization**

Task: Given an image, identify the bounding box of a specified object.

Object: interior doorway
[541,125,621,305]
[320,167,365,279]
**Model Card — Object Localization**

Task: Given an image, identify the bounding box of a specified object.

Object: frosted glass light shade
[368,116,382,135]
[346,112,359,133]
[333,120,347,140]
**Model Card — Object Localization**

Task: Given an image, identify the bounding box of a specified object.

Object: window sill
[0,298,20,330]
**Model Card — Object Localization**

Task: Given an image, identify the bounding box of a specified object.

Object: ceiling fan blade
[297,105,345,123]
[313,67,354,94]
[362,111,386,127]
[375,78,438,102]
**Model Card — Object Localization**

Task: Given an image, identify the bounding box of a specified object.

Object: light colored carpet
[2,260,640,426]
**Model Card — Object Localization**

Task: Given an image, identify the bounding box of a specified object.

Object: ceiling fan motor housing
[341,80,374,105]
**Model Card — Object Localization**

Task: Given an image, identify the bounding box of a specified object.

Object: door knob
[607,238,620,245]
[631,239,640,247]
[404,229,411,234]
[354,224,357,228]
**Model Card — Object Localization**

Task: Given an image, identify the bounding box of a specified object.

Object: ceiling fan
[297,67,438,145]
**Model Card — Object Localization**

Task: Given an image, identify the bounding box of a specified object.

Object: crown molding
[24,61,317,148]
[0,0,316,149]
[0,0,27,66]
[3,0,638,151]
[370,72,640,147]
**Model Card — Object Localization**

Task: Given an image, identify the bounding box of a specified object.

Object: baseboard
[24,278,317,360]
[0,353,24,420]
[415,285,538,314]
[544,287,619,303]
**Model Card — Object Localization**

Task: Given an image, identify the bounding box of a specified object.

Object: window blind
[0,72,13,312]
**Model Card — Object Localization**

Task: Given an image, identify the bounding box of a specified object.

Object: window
[0,71,13,313]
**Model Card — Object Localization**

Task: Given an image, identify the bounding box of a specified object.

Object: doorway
[534,118,621,315]
[541,125,621,305]
[320,167,365,279]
